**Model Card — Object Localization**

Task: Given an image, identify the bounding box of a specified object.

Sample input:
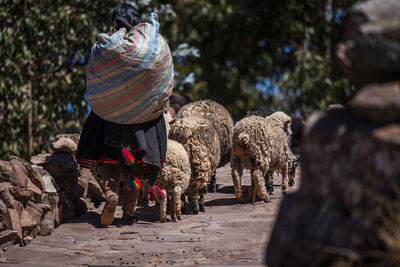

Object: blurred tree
[141,0,359,118]
[0,0,360,159]
[0,0,117,159]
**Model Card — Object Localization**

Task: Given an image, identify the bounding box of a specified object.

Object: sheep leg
[288,158,298,187]
[199,187,205,212]
[281,165,289,196]
[159,189,168,223]
[189,192,199,214]
[248,177,256,203]
[208,170,217,193]
[171,186,182,222]
[264,171,274,195]
[188,184,199,214]
[251,169,271,203]
[231,167,244,202]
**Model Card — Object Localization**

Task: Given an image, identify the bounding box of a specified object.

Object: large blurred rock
[336,0,400,87]
[266,108,400,266]
[351,81,400,122]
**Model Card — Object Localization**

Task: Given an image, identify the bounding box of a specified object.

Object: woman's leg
[99,164,121,226]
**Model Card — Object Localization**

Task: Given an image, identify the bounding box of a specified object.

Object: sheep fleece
[231,115,290,173]
[175,100,233,167]
[169,116,220,190]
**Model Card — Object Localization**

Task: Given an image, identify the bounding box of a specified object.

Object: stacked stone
[266,0,400,266]
[31,134,105,223]
[0,157,59,252]
[0,134,104,253]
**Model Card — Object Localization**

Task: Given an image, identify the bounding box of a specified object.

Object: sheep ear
[169,118,177,125]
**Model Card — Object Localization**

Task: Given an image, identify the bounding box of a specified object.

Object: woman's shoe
[118,213,137,226]
[100,194,118,227]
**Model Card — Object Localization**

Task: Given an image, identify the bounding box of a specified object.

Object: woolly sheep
[230,111,292,203]
[245,110,298,194]
[155,139,191,223]
[175,100,233,168]
[169,116,220,214]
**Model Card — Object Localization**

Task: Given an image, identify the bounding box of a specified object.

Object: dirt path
[0,165,300,267]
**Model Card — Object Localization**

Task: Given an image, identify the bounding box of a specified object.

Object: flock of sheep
[149,99,299,222]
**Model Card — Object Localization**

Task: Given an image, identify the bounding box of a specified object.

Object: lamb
[155,139,191,223]
[230,111,292,203]
[175,100,234,192]
[169,116,220,214]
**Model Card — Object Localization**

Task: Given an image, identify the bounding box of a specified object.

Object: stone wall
[0,134,104,254]
[266,0,400,266]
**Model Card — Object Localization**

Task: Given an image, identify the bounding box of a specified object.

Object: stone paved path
[0,165,300,267]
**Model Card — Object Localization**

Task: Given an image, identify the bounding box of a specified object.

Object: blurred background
[0,0,359,159]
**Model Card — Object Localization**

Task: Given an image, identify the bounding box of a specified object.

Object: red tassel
[121,147,135,165]
[126,175,142,190]
[149,185,166,202]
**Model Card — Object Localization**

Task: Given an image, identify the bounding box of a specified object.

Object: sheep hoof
[160,217,167,223]
[171,216,177,222]
[177,216,181,220]
[263,198,271,203]
[289,180,295,187]
[281,190,288,196]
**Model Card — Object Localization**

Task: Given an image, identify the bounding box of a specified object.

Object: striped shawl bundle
[86,13,174,124]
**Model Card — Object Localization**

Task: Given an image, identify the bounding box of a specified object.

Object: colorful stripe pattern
[86,13,174,124]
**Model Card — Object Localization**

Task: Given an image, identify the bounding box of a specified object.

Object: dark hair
[110,3,140,30]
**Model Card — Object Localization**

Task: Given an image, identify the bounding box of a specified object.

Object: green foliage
[0,0,117,159]
[0,0,360,159]
[143,0,359,118]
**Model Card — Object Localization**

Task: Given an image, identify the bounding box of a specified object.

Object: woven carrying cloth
[86,13,174,124]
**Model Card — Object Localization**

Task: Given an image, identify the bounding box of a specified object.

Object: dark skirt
[76,111,167,185]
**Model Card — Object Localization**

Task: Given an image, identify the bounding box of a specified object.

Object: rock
[58,192,74,223]
[0,187,15,208]
[77,176,89,198]
[10,157,45,191]
[266,108,400,266]
[26,179,42,202]
[86,170,106,204]
[47,194,59,210]
[56,133,80,145]
[53,206,60,227]
[68,183,85,200]
[351,81,400,122]
[50,137,77,154]
[73,198,88,216]
[9,162,29,188]
[25,201,43,224]
[0,161,12,182]
[8,187,34,204]
[0,199,7,214]
[41,174,57,194]
[30,153,52,165]
[336,0,400,87]
[0,230,18,246]
[20,209,37,231]
[39,219,54,236]
[42,152,78,182]
[3,208,22,241]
